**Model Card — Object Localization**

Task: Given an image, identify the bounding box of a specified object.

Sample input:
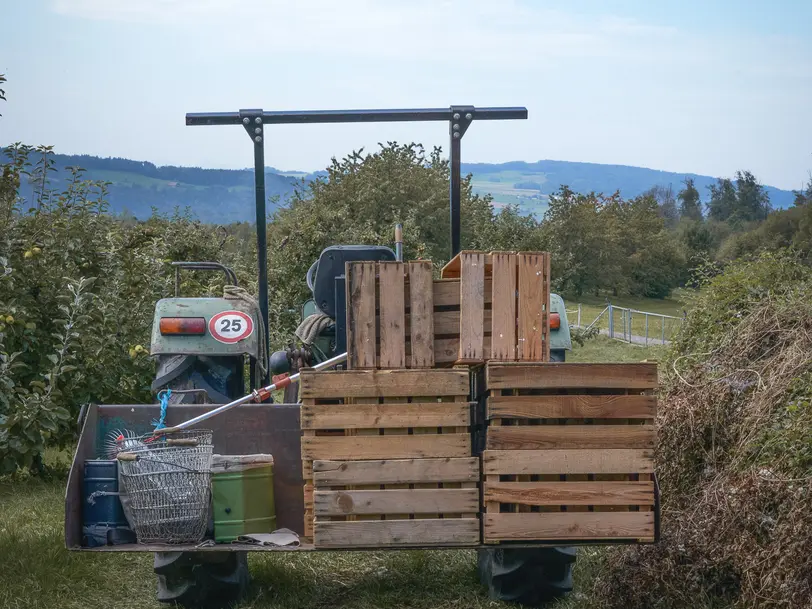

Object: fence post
[577,304,581,328]
[628,310,632,342]
[608,304,614,338]
[645,314,649,345]
[661,318,666,344]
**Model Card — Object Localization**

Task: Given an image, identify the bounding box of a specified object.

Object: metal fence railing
[574,304,681,345]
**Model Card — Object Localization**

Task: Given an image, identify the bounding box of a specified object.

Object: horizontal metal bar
[186,106,528,127]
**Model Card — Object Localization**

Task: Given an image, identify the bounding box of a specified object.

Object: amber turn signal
[159,317,206,335]
[549,312,561,330]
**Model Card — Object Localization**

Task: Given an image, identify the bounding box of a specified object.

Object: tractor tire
[154,551,250,608]
[478,547,577,606]
[151,357,250,608]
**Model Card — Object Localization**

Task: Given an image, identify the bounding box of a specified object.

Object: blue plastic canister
[82,460,133,546]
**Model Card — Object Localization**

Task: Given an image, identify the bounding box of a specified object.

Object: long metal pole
[449,131,461,257]
[253,137,270,385]
[158,352,348,434]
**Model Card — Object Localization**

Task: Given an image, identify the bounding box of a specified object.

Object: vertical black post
[241,109,270,386]
[449,106,474,258]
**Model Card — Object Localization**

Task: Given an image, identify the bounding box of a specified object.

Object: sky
[1,1,810,190]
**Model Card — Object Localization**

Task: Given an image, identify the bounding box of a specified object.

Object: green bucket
[211,454,276,543]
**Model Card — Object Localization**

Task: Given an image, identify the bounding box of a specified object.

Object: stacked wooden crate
[300,368,479,547]
[440,251,551,364]
[482,362,658,544]
[345,252,550,369]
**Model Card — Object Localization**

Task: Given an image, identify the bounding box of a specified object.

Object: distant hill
[463,159,797,217]
[8,152,796,222]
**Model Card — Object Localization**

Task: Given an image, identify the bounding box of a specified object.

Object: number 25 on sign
[209,310,254,343]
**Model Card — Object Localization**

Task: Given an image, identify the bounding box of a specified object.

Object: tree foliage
[677,177,703,221]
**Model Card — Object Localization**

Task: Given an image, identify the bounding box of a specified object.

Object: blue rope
[153,389,171,430]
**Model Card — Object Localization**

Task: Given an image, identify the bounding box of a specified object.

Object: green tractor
[67,106,579,608]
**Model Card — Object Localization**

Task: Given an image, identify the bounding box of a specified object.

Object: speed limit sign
[209,311,254,344]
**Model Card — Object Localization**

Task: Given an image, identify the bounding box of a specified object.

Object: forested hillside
[2,148,798,222]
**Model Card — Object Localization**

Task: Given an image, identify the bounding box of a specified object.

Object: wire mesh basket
[117,429,214,544]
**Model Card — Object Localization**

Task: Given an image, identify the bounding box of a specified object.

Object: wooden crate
[440,251,551,363]
[311,458,479,548]
[482,362,658,544]
[299,368,476,546]
[345,252,551,369]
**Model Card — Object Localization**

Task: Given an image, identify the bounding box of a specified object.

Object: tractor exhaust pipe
[394,224,403,262]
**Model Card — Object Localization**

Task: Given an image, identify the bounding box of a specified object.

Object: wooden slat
[315,518,479,547]
[300,368,469,398]
[378,262,406,368]
[483,511,655,541]
[302,402,469,430]
[408,261,435,367]
[517,253,545,361]
[487,395,657,419]
[459,252,486,362]
[429,309,493,336]
[486,425,655,450]
[313,457,478,485]
[490,252,517,361]
[483,449,654,475]
[432,277,492,307]
[302,434,470,460]
[484,481,655,506]
[347,261,377,369]
[314,488,479,516]
[486,363,659,390]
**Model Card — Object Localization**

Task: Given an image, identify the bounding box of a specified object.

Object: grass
[0,339,663,609]
[567,335,665,363]
[0,470,601,609]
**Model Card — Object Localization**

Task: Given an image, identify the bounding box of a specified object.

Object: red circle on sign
[208,311,254,344]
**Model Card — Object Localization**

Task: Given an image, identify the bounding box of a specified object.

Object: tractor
[66,106,577,608]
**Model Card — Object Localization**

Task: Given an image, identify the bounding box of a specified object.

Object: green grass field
[0,337,664,609]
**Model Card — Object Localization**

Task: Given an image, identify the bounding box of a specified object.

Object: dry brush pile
[590,251,812,608]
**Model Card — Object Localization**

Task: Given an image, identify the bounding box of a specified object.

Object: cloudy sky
[1,1,810,190]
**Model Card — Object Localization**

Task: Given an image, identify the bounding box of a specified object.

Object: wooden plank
[483,449,654,475]
[517,253,545,361]
[487,395,657,420]
[300,369,469,399]
[483,511,655,541]
[484,481,655,506]
[313,457,479,486]
[429,309,492,337]
[490,252,517,361]
[432,278,492,307]
[486,425,655,450]
[302,434,470,460]
[314,488,479,516]
[302,402,469,430]
[486,363,659,390]
[459,252,485,362]
[378,262,406,369]
[347,261,377,369]
[408,261,435,367]
[315,518,479,548]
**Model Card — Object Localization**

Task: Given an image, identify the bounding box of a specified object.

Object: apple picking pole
[155,352,348,434]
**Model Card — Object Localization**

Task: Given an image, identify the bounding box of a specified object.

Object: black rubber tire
[154,551,250,608]
[478,547,577,606]
[152,357,250,607]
